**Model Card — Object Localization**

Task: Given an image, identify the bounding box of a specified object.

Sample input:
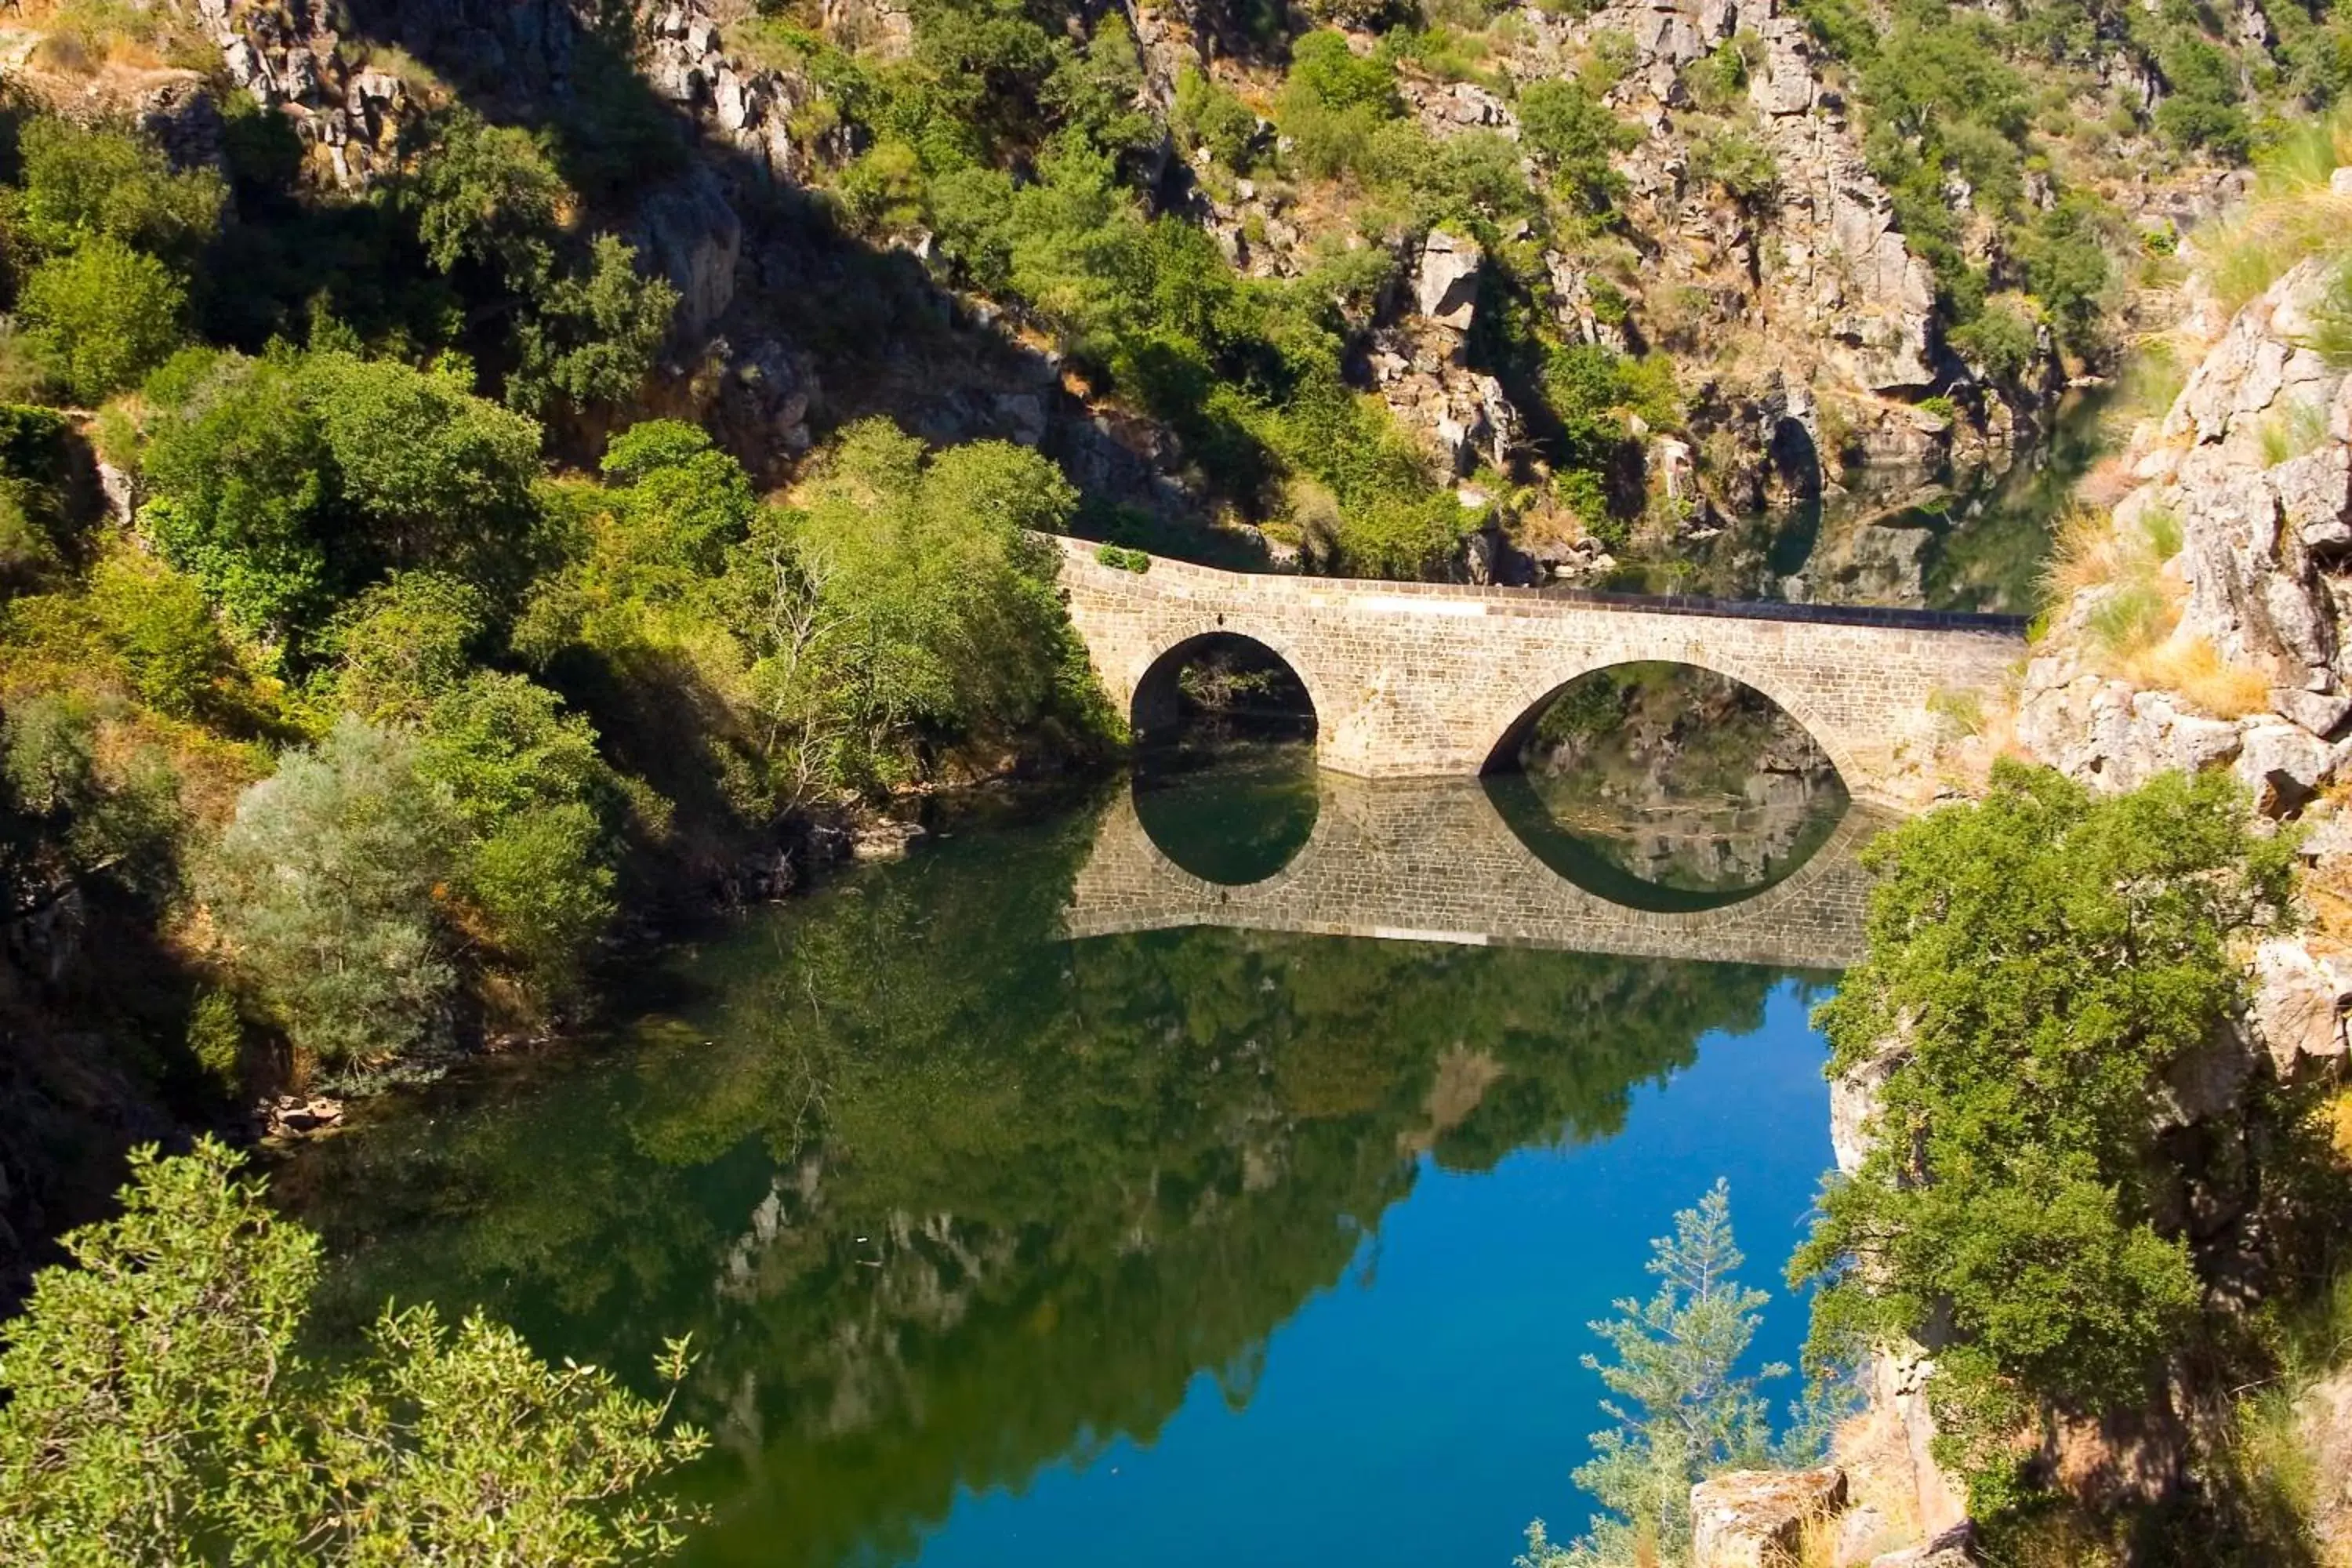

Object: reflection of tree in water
[276,798,1806,1568]
[1515,664,1849,897]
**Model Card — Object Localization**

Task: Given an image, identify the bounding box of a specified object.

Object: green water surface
[274,764,1845,1568]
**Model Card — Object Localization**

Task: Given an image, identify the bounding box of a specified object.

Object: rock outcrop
[2019,257,2352,811]
[1690,1466,1846,1568]
[2015,241,2352,1080]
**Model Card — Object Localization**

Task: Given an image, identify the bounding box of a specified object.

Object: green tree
[1948,297,2038,383]
[202,717,456,1067]
[139,350,337,641]
[720,419,1097,800]
[15,118,224,264]
[1790,763,2303,1513]
[404,109,566,288]
[139,349,547,652]
[316,571,488,724]
[510,235,678,418]
[0,695,180,924]
[20,238,187,404]
[1518,81,1639,214]
[0,1139,708,1565]
[86,550,233,718]
[1523,1183,1786,1568]
[418,672,621,1007]
[301,351,546,587]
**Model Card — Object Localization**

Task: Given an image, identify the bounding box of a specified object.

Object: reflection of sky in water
[902,985,1832,1568]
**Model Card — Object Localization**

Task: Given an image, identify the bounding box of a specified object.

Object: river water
[275,757,1846,1567]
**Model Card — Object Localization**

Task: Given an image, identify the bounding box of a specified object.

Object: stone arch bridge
[1052,538,2027,809]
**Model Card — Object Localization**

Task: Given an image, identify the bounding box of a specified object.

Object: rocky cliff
[2016,241,2352,1081]
[1788,198,2352,1566]
[89,0,2256,579]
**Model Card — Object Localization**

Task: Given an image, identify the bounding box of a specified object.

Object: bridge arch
[1128,626,1323,745]
[1480,654,1864,798]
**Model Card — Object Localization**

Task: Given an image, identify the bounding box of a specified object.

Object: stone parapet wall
[1054,539,2024,810]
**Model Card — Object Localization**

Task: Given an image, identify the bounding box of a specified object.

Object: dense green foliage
[0,1141,707,1564]
[1791,763,2310,1516]
[1522,1185,1793,1568]
[136,347,544,654]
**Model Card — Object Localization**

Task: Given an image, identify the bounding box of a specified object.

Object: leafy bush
[1094,542,1152,572]
[2155,36,2252,159]
[0,695,182,920]
[85,550,230,718]
[139,349,546,654]
[1949,297,2038,383]
[0,1140,709,1563]
[1792,764,2307,1516]
[14,118,224,265]
[1689,127,1780,209]
[19,238,187,404]
[203,717,456,1066]
[418,672,621,1007]
[317,571,488,723]
[1517,81,1639,214]
[1174,67,1261,171]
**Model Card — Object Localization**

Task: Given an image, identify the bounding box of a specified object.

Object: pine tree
[1522,1181,1785,1568]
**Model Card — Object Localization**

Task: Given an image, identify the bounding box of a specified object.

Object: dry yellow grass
[2042,503,2133,598]
[2128,634,2274,720]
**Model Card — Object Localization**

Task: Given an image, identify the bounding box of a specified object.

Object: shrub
[1095,542,1152,572]
[0,1140,709,1563]
[1519,80,1638,213]
[418,672,620,1007]
[86,550,230,717]
[19,238,187,405]
[15,118,224,264]
[317,572,487,723]
[203,717,456,1066]
[1173,67,1260,171]
[1949,298,2038,383]
[1689,127,1780,208]
[1791,764,2305,1515]
[140,348,547,653]
[184,988,243,1091]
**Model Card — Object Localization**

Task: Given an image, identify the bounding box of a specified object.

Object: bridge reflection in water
[1064,771,1884,971]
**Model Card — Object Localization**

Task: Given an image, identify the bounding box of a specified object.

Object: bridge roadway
[1051,537,2027,811]
[1063,773,1881,971]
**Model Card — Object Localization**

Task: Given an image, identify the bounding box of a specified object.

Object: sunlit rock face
[1515,662,1847,898]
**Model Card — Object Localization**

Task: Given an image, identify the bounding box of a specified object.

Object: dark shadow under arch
[1131,632,1318,747]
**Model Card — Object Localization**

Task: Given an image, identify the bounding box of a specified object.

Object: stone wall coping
[1046,533,2030,638]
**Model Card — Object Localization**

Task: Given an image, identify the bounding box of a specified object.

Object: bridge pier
[1052,538,2025,812]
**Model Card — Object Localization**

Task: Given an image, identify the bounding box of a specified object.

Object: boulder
[1414,230,1483,332]
[630,165,742,336]
[1690,1467,1846,1568]
[2252,937,2352,1075]
[1750,18,1816,114]
[2234,717,2336,811]
[1868,1523,1979,1567]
